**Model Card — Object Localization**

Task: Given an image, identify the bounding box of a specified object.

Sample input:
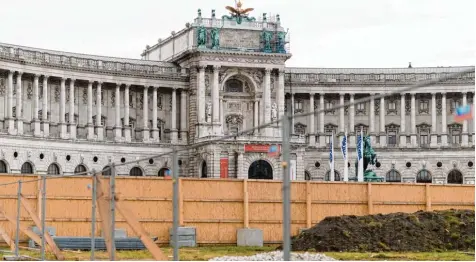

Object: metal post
[15,180,22,258]
[282,114,291,261]
[110,165,116,261]
[40,174,46,261]
[172,149,179,261]
[91,170,97,261]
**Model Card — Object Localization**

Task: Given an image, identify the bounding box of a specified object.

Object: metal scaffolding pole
[172,148,179,261]
[40,174,46,261]
[110,165,116,261]
[15,180,22,258]
[91,171,97,261]
[282,114,291,261]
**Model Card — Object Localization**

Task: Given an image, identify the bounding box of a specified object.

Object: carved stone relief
[226,114,243,124]
[205,74,210,91]
[374,100,380,115]
[111,92,116,107]
[405,100,411,116]
[54,86,60,102]
[228,102,241,112]
[83,88,87,105]
[436,97,442,115]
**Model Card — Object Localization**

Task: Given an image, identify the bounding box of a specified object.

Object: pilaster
[171,88,178,143]
[33,74,41,137]
[59,77,67,139]
[87,81,95,140]
[7,71,15,135]
[69,78,77,140]
[180,89,188,143]
[124,84,131,142]
[461,92,469,147]
[430,93,438,147]
[440,93,448,146]
[114,83,123,142]
[263,68,272,136]
[308,93,316,145]
[410,93,417,147]
[151,86,159,141]
[142,86,150,142]
[212,65,221,135]
[16,71,24,135]
[96,81,104,141]
[400,94,407,147]
[42,75,49,137]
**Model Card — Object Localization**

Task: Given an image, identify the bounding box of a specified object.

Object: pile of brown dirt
[287,209,475,252]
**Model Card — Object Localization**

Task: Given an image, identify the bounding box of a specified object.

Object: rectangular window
[388,131,397,145]
[420,134,429,145]
[419,101,429,113]
[357,103,365,111]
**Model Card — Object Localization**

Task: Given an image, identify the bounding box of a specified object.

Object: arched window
[447,170,463,184]
[0,160,8,173]
[416,169,432,183]
[158,168,170,177]
[224,79,243,93]
[20,162,34,174]
[386,169,401,182]
[325,170,341,181]
[129,167,143,176]
[74,165,88,175]
[47,163,60,175]
[305,171,311,181]
[102,166,112,176]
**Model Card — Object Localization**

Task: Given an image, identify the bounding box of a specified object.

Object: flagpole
[343,130,348,182]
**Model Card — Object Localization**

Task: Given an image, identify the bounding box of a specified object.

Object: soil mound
[288,209,474,252]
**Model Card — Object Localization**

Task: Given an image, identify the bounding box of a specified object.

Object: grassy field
[1,246,474,261]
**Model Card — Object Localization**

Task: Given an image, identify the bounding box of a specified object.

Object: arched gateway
[248,160,273,180]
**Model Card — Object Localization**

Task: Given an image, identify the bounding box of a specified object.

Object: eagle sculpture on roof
[225,0,254,17]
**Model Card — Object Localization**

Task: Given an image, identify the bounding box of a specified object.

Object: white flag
[329,132,335,181]
[341,131,348,181]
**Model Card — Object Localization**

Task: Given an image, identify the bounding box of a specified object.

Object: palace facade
[0,9,474,184]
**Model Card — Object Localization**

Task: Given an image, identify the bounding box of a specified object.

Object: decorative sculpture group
[205,101,212,123]
[271,103,277,121]
[354,136,384,182]
[223,0,256,25]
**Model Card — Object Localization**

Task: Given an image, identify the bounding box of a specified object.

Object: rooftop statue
[223,0,256,24]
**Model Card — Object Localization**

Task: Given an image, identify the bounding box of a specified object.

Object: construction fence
[0,174,474,245]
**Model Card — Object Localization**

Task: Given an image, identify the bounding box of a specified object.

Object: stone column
[197,66,206,124]
[441,93,448,146]
[410,93,417,146]
[151,87,159,141]
[319,93,325,147]
[349,93,355,145]
[263,68,272,136]
[462,92,469,146]
[309,93,316,145]
[42,75,49,137]
[171,88,178,143]
[212,65,221,135]
[59,77,67,139]
[220,98,225,134]
[33,74,41,137]
[399,94,406,147]
[69,78,76,139]
[278,69,285,121]
[369,94,376,142]
[430,93,437,146]
[6,71,15,134]
[290,93,295,134]
[254,99,259,134]
[114,83,122,141]
[379,95,386,146]
[124,85,131,142]
[142,86,150,141]
[96,82,104,141]
[87,81,94,140]
[180,89,188,143]
[16,72,24,135]
[339,93,345,133]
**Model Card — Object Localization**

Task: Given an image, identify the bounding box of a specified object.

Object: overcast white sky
[0,0,474,68]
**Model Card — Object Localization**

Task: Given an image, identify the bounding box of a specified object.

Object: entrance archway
[447,169,463,184]
[201,161,208,178]
[248,160,273,180]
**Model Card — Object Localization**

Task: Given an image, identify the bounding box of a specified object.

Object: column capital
[349,93,355,98]
[339,93,345,97]
[264,68,272,74]
[277,68,286,74]
[309,92,315,96]
[125,84,131,89]
[431,92,436,96]
[70,78,76,83]
[441,92,446,96]
[7,70,14,76]
[401,93,406,97]
[88,80,94,84]
[16,71,23,76]
[60,77,66,83]
[197,65,206,70]
[33,74,40,79]
[213,65,221,71]
[97,81,103,86]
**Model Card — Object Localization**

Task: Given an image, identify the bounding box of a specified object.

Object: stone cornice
[285,67,475,86]
[0,42,189,81]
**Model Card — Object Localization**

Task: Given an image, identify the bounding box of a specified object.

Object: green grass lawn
[1,246,474,261]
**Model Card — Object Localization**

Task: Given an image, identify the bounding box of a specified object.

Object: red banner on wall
[244,144,281,153]
[220,158,229,178]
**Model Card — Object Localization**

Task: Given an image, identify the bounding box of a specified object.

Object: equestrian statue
[355,136,384,182]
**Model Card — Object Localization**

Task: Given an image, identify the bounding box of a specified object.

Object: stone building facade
[0,9,474,184]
